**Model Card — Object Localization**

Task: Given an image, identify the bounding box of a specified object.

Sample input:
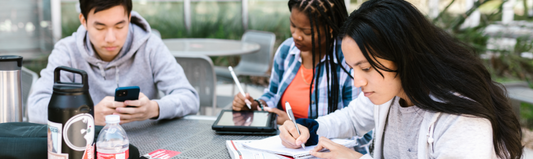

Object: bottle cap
[105,115,120,123]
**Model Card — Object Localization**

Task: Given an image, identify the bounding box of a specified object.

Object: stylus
[229,66,252,109]
[285,102,306,149]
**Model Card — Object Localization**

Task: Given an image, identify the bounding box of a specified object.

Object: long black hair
[341,0,522,158]
[288,0,351,117]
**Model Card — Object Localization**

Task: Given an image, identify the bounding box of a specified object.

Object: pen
[229,66,252,109]
[285,102,306,149]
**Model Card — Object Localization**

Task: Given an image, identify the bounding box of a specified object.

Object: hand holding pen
[229,66,252,109]
[278,102,309,149]
[232,93,259,111]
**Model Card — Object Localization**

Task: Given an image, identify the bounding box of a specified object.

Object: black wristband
[254,99,264,111]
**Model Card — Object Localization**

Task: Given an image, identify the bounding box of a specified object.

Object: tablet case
[212,110,277,134]
[215,130,277,135]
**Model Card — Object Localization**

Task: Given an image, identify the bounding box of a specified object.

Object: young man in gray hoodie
[28,0,199,125]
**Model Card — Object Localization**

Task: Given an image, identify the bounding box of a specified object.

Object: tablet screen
[215,111,269,127]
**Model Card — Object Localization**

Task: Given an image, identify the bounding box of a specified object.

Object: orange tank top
[280,65,314,119]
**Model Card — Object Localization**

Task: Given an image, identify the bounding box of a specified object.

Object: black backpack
[0,122,139,159]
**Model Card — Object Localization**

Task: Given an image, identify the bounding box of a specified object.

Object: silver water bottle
[0,55,23,123]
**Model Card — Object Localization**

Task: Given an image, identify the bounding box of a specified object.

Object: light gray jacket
[28,12,199,124]
[316,93,498,158]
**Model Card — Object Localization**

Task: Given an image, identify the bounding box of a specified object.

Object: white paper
[226,140,290,159]
[242,135,355,159]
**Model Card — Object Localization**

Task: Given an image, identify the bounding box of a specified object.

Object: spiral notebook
[242,135,356,159]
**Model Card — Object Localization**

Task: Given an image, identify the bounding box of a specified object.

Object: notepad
[242,135,356,159]
[226,140,289,159]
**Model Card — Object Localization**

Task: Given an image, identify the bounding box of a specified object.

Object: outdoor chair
[174,54,230,116]
[215,30,276,94]
[502,82,533,121]
[21,66,38,122]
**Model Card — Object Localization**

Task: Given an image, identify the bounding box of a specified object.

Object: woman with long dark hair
[232,0,372,154]
[279,0,523,158]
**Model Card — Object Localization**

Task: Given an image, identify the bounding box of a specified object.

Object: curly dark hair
[288,0,351,117]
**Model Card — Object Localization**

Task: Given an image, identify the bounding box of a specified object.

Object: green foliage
[481,37,533,80]
[61,3,81,38]
[433,1,533,82]
[521,102,533,128]
[453,27,490,55]
[55,0,533,84]
[432,0,533,127]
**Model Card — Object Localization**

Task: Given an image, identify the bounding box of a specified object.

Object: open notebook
[226,140,290,159]
[242,135,356,159]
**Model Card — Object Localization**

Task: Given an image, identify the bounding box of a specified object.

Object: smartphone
[115,86,140,102]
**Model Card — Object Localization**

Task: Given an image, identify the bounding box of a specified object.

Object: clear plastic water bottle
[97,115,129,159]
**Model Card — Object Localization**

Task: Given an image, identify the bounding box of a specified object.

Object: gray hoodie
[28,12,199,124]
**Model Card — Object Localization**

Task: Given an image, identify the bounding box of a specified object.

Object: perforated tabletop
[121,116,271,159]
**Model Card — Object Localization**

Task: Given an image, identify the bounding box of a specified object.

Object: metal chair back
[21,67,38,122]
[174,54,217,114]
[234,30,276,77]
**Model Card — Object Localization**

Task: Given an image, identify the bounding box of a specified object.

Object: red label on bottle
[97,149,129,159]
[82,143,94,159]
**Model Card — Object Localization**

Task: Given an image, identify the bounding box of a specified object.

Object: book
[226,140,290,159]
[242,135,356,159]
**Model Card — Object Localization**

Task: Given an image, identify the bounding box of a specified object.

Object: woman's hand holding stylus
[232,93,258,111]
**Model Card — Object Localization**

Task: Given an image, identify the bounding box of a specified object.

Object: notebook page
[242,135,355,159]
[226,140,289,159]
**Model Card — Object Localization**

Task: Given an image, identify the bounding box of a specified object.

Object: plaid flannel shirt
[259,38,360,118]
[259,38,372,154]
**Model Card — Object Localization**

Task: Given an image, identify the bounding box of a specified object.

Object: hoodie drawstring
[427,112,441,155]
[115,66,120,88]
[96,63,120,88]
[97,63,106,80]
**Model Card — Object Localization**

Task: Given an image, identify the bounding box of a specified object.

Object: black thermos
[47,66,95,159]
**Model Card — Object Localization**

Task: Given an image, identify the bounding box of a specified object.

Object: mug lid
[53,83,85,93]
[0,55,23,70]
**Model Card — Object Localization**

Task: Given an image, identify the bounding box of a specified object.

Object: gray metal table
[162,38,260,56]
[121,115,271,159]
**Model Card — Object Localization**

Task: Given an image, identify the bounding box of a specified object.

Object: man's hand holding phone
[115,92,160,123]
[94,96,125,126]
[94,86,160,125]
[114,86,160,124]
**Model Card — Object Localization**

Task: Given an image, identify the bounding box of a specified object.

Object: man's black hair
[79,0,147,31]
